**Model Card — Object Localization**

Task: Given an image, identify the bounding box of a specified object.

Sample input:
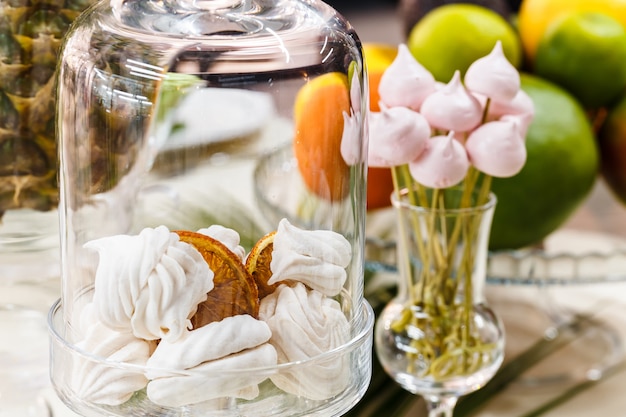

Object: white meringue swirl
[259,283,350,400]
[197,224,246,261]
[85,225,214,343]
[145,315,276,406]
[268,218,351,297]
[72,304,153,406]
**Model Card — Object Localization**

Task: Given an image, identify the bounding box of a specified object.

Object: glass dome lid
[53,0,371,415]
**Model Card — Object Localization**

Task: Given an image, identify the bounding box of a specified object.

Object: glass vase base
[375,300,505,399]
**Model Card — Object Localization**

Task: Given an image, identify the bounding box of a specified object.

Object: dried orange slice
[245,231,277,299]
[175,230,259,327]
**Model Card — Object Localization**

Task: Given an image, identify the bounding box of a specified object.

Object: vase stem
[424,395,458,417]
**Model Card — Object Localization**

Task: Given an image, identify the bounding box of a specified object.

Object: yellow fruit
[518,0,626,63]
[534,11,626,109]
[489,74,599,250]
[407,4,521,82]
[293,72,351,202]
[363,43,398,210]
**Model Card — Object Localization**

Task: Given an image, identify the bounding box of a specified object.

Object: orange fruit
[518,0,626,63]
[363,43,398,209]
[245,231,277,299]
[293,72,351,202]
[175,230,259,326]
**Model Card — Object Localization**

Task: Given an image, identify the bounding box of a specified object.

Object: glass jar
[51,0,373,415]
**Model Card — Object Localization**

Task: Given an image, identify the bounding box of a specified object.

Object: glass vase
[375,186,505,416]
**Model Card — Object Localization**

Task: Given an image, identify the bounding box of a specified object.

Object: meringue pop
[464,41,520,102]
[368,104,430,168]
[409,131,470,189]
[259,282,350,400]
[269,218,351,297]
[465,119,527,177]
[420,70,483,133]
[378,44,436,110]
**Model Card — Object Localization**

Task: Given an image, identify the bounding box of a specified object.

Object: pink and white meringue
[368,104,430,168]
[85,226,214,343]
[420,70,483,133]
[464,41,520,102]
[259,283,350,400]
[378,44,436,110]
[465,119,527,177]
[409,131,470,188]
[269,218,351,297]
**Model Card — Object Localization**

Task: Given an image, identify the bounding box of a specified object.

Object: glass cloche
[49,0,373,416]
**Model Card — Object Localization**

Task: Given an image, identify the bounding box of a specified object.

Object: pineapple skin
[0,0,93,216]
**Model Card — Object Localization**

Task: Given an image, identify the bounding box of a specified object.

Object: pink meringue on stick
[420,70,483,133]
[378,44,436,111]
[465,118,527,178]
[464,41,520,102]
[409,131,470,189]
[368,105,431,168]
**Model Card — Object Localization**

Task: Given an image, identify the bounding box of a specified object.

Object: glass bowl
[49,298,374,417]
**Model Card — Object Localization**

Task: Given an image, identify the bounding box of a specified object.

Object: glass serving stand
[51,0,374,415]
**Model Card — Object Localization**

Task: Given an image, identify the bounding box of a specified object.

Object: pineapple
[0,0,93,217]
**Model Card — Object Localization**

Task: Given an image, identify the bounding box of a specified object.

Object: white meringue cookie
[72,304,153,406]
[146,315,272,375]
[340,110,364,165]
[368,105,430,168]
[85,226,214,343]
[268,218,351,297]
[197,225,246,261]
[378,44,436,110]
[147,343,277,407]
[464,41,520,102]
[409,131,470,188]
[420,70,483,133]
[465,119,527,177]
[259,283,350,400]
